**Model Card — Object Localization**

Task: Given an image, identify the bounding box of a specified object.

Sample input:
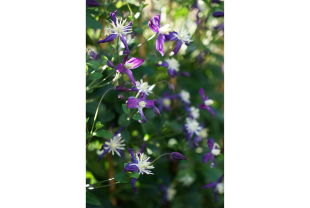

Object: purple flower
[148,14,172,56]
[154,91,178,112]
[164,26,192,55]
[203,138,221,167]
[97,10,132,53]
[123,148,154,193]
[211,0,222,4]
[212,11,224,18]
[184,105,200,120]
[118,94,124,100]
[86,0,101,7]
[198,88,215,118]
[115,53,144,86]
[156,58,180,78]
[126,92,157,123]
[202,174,224,202]
[172,152,189,160]
[97,127,126,161]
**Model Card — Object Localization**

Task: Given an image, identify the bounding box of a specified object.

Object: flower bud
[169,83,175,92]
[107,60,115,68]
[115,86,130,92]
[153,106,161,116]
[118,94,124,100]
[181,72,190,77]
[90,50,96,60]
[212,11,224,17]
[171,152,189,160]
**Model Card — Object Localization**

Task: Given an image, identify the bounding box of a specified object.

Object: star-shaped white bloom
[185,118,202,136]
[174,26,193,43]
[108,17,132,36]
[135,79,155,95]
[104,133,125,157]
[165,58,180,72]
[179,174,194,187]
[190,106,200,119]
[130,153,154,175]
[180,90,190,103]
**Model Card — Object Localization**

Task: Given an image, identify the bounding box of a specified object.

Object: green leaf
[86,60,100,69]
[101,55,108,60]
[132,113,142,120]
[142,21,148,26]
[114,172,130,183]
[134,28,143,33]
[89,72,103,80]
[95,121,104,129]
[122,104,130,114]
[86,191,102,206]
[86,14,103,29]
[86,117,89,123]
[86,132,90,139]
[93,130,113,139]
[130,172,140,179]
[86,53,90,60]
[124,163,128,168]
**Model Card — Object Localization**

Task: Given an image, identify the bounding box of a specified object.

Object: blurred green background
[86,0,224,207]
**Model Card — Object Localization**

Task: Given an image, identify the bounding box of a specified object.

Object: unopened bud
[171,152,189,160]
[153,106,161,116]
[118,94,124,100]
[107,60,115,68]
[181,72,190,77]
[169,83,175,92]
[115,86,130,92]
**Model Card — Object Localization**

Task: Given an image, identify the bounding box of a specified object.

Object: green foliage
[93,130,113,139]
[86,191,102,206]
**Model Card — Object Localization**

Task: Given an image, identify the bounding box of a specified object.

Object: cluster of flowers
[93,8,223,203]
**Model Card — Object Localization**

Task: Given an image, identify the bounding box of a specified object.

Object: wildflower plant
[86,0,224,207]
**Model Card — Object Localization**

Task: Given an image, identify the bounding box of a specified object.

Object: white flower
[174,26,193,43]
[211,142,221,156]
[108,17,132,36]
[167,184,177,201]
[104,134,125,157]
[130,153,154,175]
[180,90,190,103]
[112,72,122,83]
[216,182,224,194]
[135,79,156,95]
[190,106,200,119]
[179,174,194,187]
[165,58,180,72]
[185,118,202,136]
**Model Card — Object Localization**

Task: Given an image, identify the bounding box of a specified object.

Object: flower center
[174,26,192,43]
[199,128,208,138]
[216,182,224,194]
[108,17,132,36]
[204,99,214,106]
[185,118,202,135]
[124,63,134,69]
[211,148,221,156]
[163,98,171,107]
[139,101,146,108]
[158,24,171,34]
[165,58,180,71]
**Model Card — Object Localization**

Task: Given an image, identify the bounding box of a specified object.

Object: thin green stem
[87,178,114,187]
[88,182,121,190]
[149,153,172,165]
[125,0,133,16]
[131,33,157,52]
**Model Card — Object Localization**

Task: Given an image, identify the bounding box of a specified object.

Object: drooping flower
[126,92,157,123]
[179,90,191,104]
[198,88,215,118]
[97,126,126,161]
[156,58,180,78]
[115,53,144,86]
[212,11,224,18]
[131,79,156,95]
[184,117,202,141]
[148,14,172,56]
[154,91,178,112]
[179,174,194,187]
[97,10,132,52]
[123,148,154,193]
[165,26,193,56]
[203,138,221,167]
[201,174,224,202]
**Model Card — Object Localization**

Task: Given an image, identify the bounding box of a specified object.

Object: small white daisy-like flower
[185,118,202,136]
[108,17,132,36]
[165,58,180,72]
[190,106,200,119]
[112,72,122,83]
[179,174,194,187]
[174,26,193,43]
[104,133,125,157]
[135,79,156,95]
[180,90,190,104]
[130,153,154,175]
[167,184,177,201]
[216,182,224,194]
